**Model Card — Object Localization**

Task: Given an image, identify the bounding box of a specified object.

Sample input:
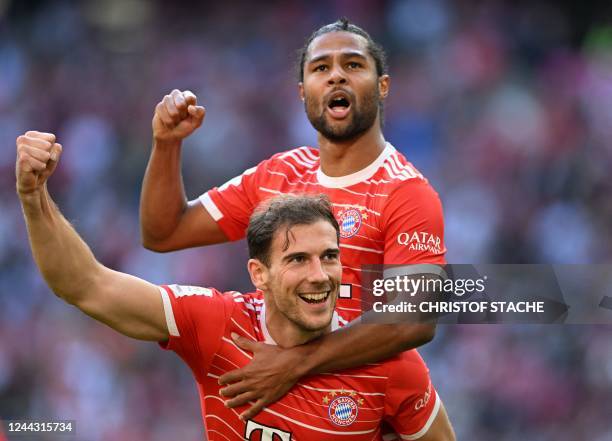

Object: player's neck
[317,123,386,178]
[264,305,329,348]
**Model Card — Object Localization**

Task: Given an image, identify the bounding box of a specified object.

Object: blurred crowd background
[1,0,612,440]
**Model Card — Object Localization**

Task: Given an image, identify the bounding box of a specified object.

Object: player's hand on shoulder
[15,130,63,196]
[152,89,206,143]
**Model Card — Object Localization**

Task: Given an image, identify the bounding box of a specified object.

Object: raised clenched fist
[152,89,206,143]
[15,131,63,196]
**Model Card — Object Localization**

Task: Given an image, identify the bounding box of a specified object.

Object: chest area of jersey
[203,373,387,440]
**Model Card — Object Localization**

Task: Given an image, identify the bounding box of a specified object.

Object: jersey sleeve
[158,284,232,381]
[385,351,441,439]
[382,179,446,268]
[197,159,269,241]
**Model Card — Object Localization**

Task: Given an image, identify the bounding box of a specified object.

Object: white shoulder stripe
[199,193,223,221]
[279,148,313,163]
[388,154,416,178]
[388,159,413,180]
[292,148,318,165]
[389,153,424,179]
[279,158,307,177]
[383,163,410,181]
[286,150,316,168]
[159,287,179,337]
[299,146,319,162]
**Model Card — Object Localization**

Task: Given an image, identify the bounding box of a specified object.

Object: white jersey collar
[316,142,395,188]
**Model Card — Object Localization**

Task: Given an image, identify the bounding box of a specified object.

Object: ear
[298,82,305,102]
[247,258,269,290]
[378,74,390,100]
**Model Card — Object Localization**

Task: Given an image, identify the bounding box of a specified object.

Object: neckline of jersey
[316,142,395,188]
[259,301,340,345]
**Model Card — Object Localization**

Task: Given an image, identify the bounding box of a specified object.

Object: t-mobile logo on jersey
[245,420,292,440]
[397,231,442,254]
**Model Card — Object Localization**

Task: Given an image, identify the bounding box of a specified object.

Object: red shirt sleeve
[158,284,232,382]
[199,159,270,241]
[382,179,446,265]
[385,351,440,439]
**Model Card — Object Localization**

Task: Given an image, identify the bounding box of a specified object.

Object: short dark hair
[247,194,340,266]
[296,17,388,81]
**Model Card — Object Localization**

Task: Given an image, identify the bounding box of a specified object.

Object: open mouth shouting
[326,90,352,119]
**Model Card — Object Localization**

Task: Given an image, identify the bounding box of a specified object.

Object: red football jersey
[199,143,446,320]
[158,285,440,441]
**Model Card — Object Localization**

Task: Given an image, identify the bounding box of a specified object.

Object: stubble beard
[305,87,381,142]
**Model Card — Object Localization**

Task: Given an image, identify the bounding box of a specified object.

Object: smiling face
[300,31,389,142]
[248,220,342,345]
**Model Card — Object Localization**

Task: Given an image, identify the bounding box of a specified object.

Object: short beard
[305,87,381,142]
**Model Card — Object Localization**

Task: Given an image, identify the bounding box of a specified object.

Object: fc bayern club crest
[337,208,364,238]
[323,391,361,427]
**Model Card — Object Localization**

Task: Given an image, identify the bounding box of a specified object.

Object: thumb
[231,332,256,352]
[44,143,63,176]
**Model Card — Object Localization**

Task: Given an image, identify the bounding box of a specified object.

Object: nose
[307,257,330,284]
[327,64,347,85]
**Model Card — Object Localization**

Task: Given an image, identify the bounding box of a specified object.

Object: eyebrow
[281,248,340,263]
[324,247,340,255]
[307,51,368,65]
[282,251,307,263]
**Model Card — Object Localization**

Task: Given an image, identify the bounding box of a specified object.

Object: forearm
[20,187,101,304]
[298,322,435,375]
[140,138,187,246]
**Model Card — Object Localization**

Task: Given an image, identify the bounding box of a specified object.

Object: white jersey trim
[316,142,395,188]
[199,192,223,221]
[400,392,441,440]
[159,286,180,337]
